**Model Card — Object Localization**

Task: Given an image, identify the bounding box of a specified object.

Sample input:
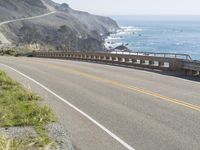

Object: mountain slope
[0,0,49,21]
[0,0,119,51]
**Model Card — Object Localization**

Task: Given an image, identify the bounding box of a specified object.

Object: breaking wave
[104,26,142,50]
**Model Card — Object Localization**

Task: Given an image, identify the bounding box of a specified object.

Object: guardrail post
[149,60,154,66]
[196,71,200,76]
[192,70,199,76]
[185,70,195,76]
[118,58,123,62]
[121,58,125,62]
[125,58,130,63]
[141,60,146,65]
[132,59,136,64]
[158,61,164,67]
[32,51,195,75]
[100,56,103,60]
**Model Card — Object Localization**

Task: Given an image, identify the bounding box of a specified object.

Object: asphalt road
[0,56,200,150]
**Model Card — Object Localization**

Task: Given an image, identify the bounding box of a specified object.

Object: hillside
[0,0,50,21]
[0,0,119,51]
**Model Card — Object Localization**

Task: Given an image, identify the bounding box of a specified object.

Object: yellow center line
[6,57,200,112]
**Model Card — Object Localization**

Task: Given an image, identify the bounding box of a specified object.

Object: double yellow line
[38,61,200,112]
[10,57,200,112]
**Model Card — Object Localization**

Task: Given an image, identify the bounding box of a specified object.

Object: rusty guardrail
[182,60,200,75]
[32,51,191,72]
[110,51,192,60]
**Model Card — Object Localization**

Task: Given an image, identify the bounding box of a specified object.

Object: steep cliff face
[0,0,119,51]
[0,0,48,21]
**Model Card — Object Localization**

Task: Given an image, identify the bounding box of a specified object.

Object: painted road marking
[0,63,135,150]
[2,57,200,112]
[29,59,200,112]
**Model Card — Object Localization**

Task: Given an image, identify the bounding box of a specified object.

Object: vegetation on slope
[0,0,119,51]
[0,70,57,149]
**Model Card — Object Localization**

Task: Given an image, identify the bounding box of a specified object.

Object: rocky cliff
[0,0,119,51]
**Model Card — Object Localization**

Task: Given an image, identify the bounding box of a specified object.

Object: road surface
[0,56,200,150]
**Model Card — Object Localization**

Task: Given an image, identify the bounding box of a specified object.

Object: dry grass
[0,135,53,150]
[0,70,57,149]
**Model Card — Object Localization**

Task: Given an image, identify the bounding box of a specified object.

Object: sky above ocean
[53,0,200,15]
[52,0,200,60]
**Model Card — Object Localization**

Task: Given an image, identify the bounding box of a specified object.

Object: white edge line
[0,63,135,150]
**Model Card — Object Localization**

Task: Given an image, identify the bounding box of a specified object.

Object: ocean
[106,16,200,60]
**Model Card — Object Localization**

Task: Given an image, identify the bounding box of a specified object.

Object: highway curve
[0,56,200,150]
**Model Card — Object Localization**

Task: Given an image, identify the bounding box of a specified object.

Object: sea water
[106,16,200,60]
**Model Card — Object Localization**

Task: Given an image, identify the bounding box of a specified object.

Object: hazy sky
[53,0,200,15]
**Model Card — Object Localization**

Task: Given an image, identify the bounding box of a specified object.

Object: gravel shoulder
[0,70,75,150]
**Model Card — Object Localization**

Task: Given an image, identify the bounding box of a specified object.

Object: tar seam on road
[0,63,135,150]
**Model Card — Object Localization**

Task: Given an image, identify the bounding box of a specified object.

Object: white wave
[121,26,143,32]
[106,37,122,40]
[104,26,143,50]
[175,42,183,46]
[104,42,123,49]
[110,26,143,36]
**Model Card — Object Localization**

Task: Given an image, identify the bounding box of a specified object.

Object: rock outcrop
[0,0,119,51]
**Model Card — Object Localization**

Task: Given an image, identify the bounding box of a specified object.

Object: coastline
[104,26,141,51]
[103,19,200,60]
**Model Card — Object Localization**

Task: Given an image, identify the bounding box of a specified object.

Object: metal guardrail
[182,60,200,72]
[15,51,33,57]
[32,51,200,76]
[109,51,192,60]
[33,51,187,71]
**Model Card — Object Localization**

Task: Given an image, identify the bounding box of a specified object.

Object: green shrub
[0,70,57,148]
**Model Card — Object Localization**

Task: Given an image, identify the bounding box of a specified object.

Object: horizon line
[103,14,200,16]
